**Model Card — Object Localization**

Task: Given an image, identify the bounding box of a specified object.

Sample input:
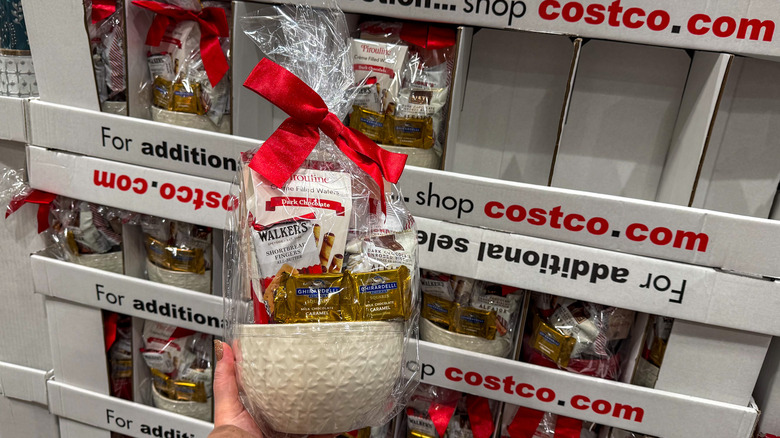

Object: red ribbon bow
[5,189,56,234]
[507,407,582,438]
[243,58,408,214]
[466,395,495,438]
[92,0,117,23]
[132,0,229,86]
[400,23,457,50]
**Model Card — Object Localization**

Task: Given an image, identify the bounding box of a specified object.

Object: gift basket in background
[83,0,128,115]
[405,383,498,438]
[498,292,636,438]
[224,2,420,436]
[346,20,456,169]
[49,196,130,273]
[630,315,673,389]
[420,269,525,358]
[139,321,213,421]
[0,0,37,97]
[2,169,132,274]
[140,215,213,293]
[132,0,231,133]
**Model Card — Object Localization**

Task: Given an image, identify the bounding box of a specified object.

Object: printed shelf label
[415,217,780,336]
[27,145,234,229]
[412,341,757,438]
[32,256,224,337]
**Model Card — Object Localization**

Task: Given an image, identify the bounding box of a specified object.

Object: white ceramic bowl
[146,259,211,294]
[151,384,212,421]
[73,251,124,274]
[381,145,441,169]
[420,317,511,357]
[152,107,231,134]
[235,321,405,434]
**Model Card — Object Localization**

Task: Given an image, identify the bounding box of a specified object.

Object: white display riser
[0,361,59,438]
[0,96,28,143]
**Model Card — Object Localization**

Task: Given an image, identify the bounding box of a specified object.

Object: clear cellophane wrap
[223,3,420,437]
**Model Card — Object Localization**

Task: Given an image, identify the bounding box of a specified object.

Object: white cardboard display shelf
[0,361,49,406]
[266,0,780,60]
[48,380,213,438]
[27,100,259,183]
[398,167,780,279]
[27,252,762,436]
[417,341,758,438]
[0,96,28,143]
[30,255,223,337]
[27,138,780,280]
[25,145,780,335]
[26,145,234,229]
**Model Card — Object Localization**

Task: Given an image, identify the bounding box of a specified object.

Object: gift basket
[630,315,673,388]
[405,383,497,438]
[140,215,213,293]
[0,0,37,97]
[132,0,231,133]
[84,0,127,115]
[420,270,524,358]
[104,311,133,402]
[224,2,420,436]
[140,321,213,421]
[49,196,129,274]
[346,20,456,169]
[502,293,636,438]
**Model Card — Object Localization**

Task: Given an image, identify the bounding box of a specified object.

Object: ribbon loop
[243,58,408,213]
[92,0,117,23]
[131,0,229,86]
[5,189,56,234]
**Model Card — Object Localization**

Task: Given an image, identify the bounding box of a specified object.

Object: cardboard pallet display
[0,361,59,438]
[10,1,780,437]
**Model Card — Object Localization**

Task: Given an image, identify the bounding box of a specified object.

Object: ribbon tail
[506,406,546,438]
[145,14,172,46]
[248,118,320,188]
[428,399,459,438]
[92,0,117,23]
[466,396,494,438]
[553,416,582,438]
[199,32,229,86]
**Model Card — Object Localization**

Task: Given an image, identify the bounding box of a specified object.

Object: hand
[213,340,264,437]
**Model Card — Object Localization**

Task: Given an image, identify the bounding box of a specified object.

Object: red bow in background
[507,407,582,438]
[243,58,408,214]
[5,189,56,234]
[91,0,117,23]
[131,0,229,86]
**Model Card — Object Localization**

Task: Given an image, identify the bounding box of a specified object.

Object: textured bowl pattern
[146,259,211,294]
[420,317,511,357]
[235,322,405,434]
[152,385,213,421]
[74,251,124,274]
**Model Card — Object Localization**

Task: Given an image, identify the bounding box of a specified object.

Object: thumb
[213,340,247,427]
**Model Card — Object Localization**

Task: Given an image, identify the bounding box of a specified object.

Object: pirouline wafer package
[223,2,420,436]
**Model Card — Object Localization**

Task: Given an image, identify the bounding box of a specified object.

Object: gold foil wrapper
[172,380,208,403]
[145,234,206,274]
[388,115,434,149]
[274,272,353,323]
[421,293,453,328]
[452,305,497,340]
[111,359,133,379]
[151,368,173,398]
[350,106,387,143]
[532,320,576,368]
[152,76,174,110]
[172,82,205,115]
[352,266,409,321]
[648,337,667,367]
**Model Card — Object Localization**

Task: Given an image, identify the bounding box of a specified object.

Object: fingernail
[214,339,223,362]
